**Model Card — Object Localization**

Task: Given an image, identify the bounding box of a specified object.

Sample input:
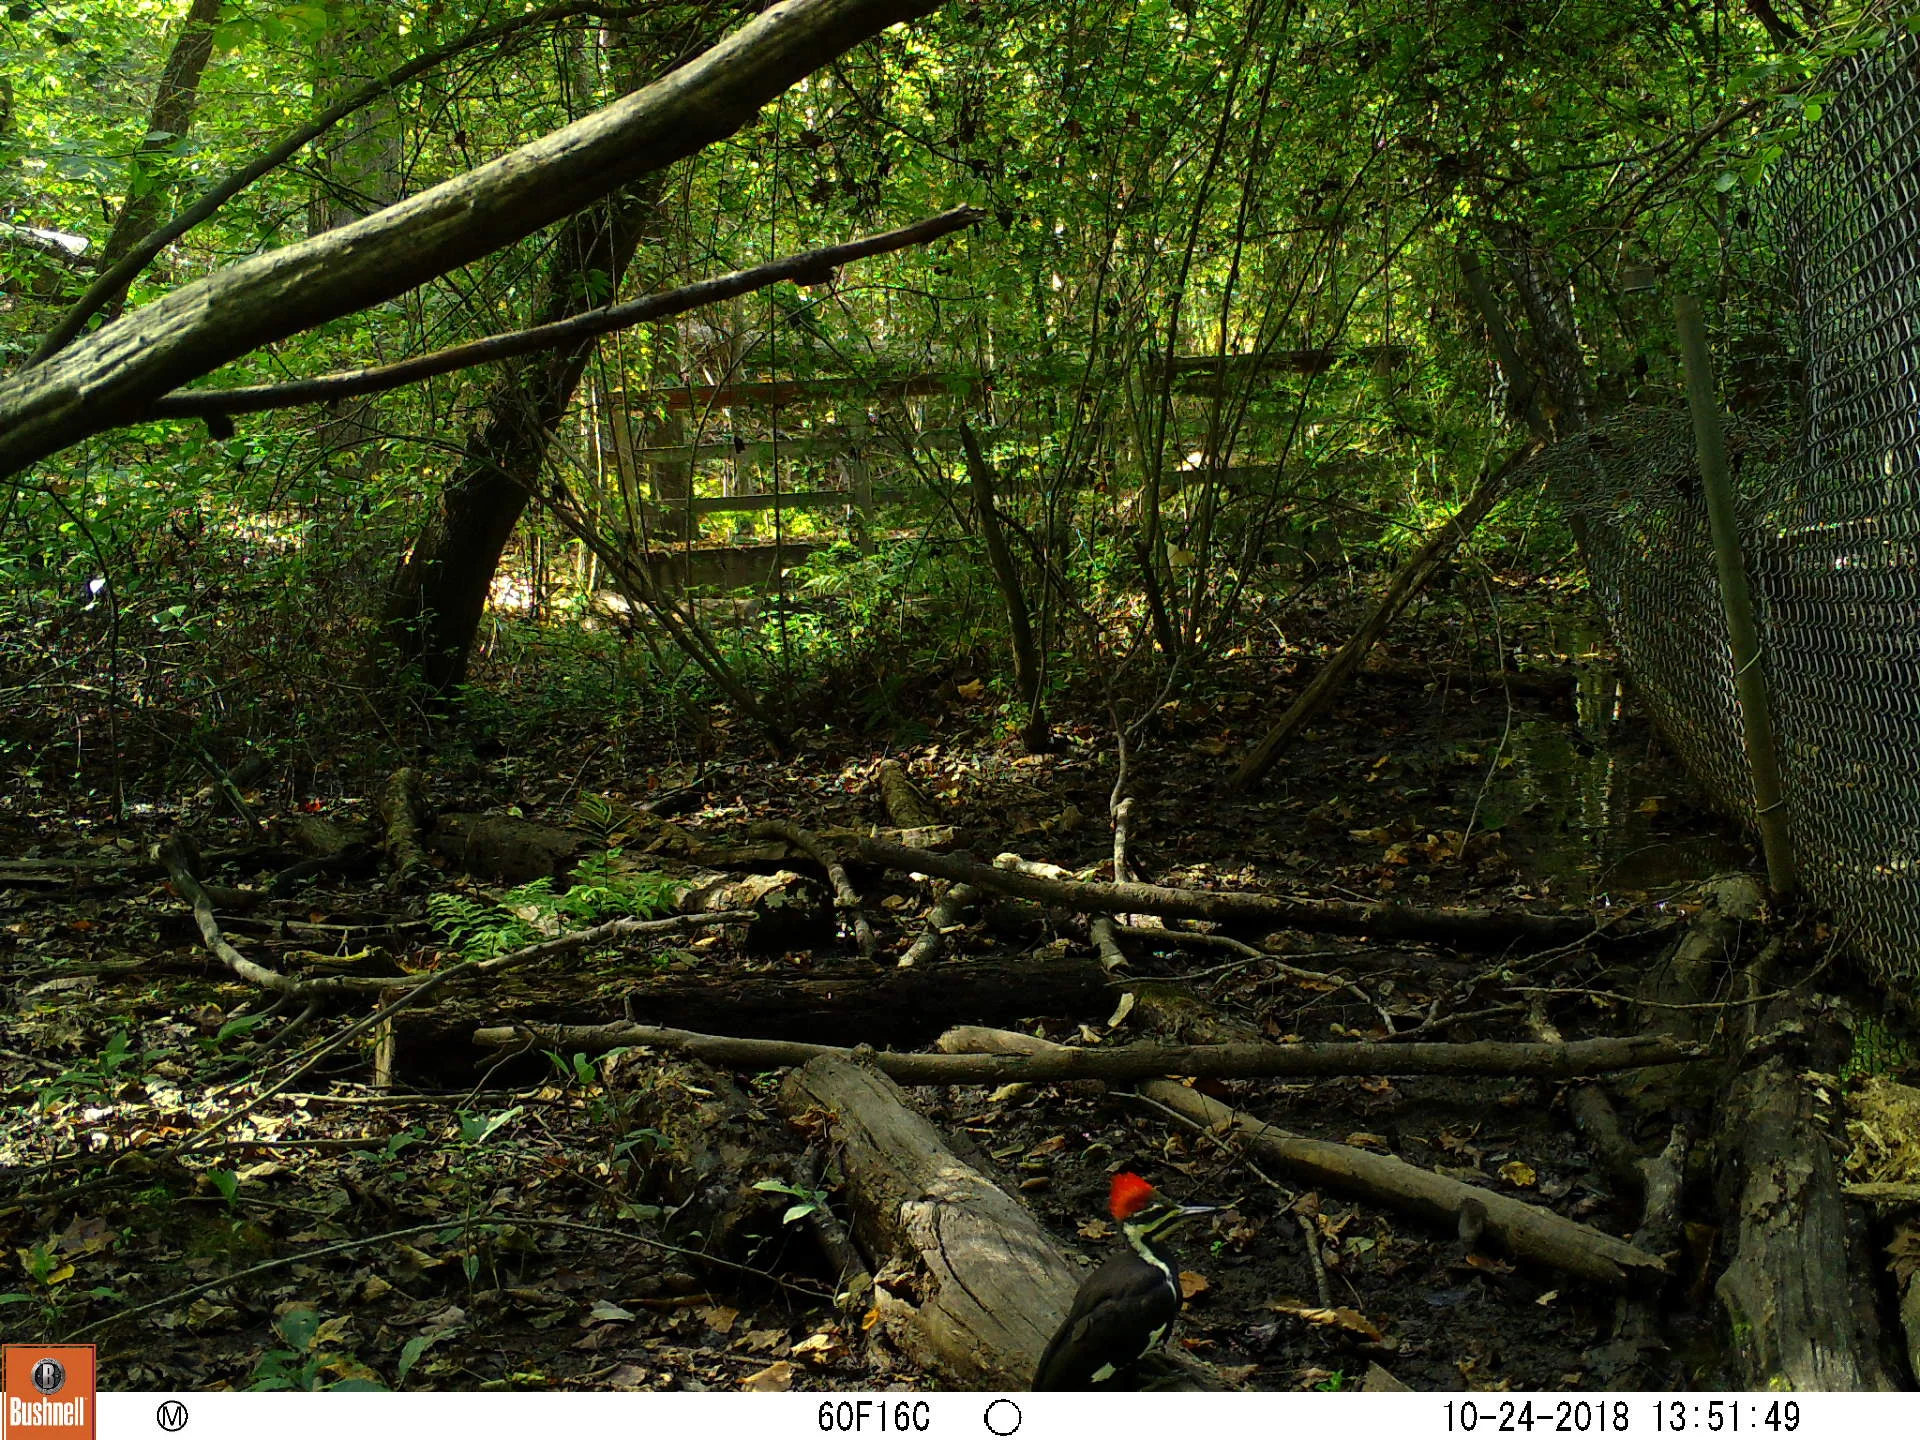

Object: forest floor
[0,574,1863,1394]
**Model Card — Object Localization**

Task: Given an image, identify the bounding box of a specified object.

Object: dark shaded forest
[4,0,1920,1397]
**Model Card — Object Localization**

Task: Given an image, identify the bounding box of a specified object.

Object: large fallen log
[472,1018,1698,1083]
[776,1054,1081,1386]
[472,955,1112,1050]
[853,835,1624,950]
[1715,963,1895,1389]
[940,1026,1667,1289]
[380,767,434,888]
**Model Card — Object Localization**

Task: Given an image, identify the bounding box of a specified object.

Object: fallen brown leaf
[1269,1301,1387,1343]
[741,1360,794,1391]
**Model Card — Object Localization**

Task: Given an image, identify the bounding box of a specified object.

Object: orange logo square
[1,1346,95,1440]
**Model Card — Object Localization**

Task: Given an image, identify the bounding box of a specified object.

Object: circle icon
[157,1400,190,1432]
[983,1398,1022,1436]
[30,1359,65,1396]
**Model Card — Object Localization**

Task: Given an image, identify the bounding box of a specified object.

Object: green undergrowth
[427,850,680,961]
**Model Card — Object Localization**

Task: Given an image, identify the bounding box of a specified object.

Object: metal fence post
[1674,295,1798,899]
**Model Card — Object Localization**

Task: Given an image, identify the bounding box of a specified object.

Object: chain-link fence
[1526,34,1920,985]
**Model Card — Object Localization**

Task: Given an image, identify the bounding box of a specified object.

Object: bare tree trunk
[94,0,226,318]
[306,1,405,561]
[307,0,403,237]
[959,420,1049,751]
[375,178,662,695]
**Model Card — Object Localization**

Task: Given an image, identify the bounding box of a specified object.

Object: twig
[1298,1212,1334,1307]
[749,820,875,959]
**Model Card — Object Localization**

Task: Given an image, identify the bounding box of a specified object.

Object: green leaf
[275,1306,321,1351]
[458,1105,524,1146]
[216,1013,269,1044]
[395,1332,439,1384]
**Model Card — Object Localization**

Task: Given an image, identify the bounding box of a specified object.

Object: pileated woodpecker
[1032,1171,1214,1390]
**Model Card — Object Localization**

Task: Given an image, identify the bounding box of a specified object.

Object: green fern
[430,851,679,960]
[426,892,537,961]
[573,792,622,841]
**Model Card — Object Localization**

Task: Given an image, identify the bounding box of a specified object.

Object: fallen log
[0,856,143,890]
[380,767,434,887]
[775,1054,1079,1386]
[472,1018,1699,1083]
[941,1026,1666,1289]
[1715,955,1895,1388]
[304,910,756,995]
[427,810,581,884]
[853,834,1617,950]
[468,954,1108,1054]
[876,759,937,828]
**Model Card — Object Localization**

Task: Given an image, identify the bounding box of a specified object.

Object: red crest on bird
[1108,1171,1157,1220]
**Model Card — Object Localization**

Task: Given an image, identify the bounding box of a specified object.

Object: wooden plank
[643,372,968,411]
[626,348,1414,411]
[631,428,972,466]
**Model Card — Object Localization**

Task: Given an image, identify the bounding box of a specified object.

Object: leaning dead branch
[942,1027,1666,1289]
[158,834,304,996]
[853,834,1619,949]
[471,1018,1698,1082]
[146,206,981,420]
[1232,440,1539,788]
[0,0,951,477]
[749,819,875,959]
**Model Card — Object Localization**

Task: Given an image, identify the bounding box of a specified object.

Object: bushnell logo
[3,1343,95,1439]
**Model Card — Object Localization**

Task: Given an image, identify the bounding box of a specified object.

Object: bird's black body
[1032,1240,1182,1389]
[1032,1174,1210,1390]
